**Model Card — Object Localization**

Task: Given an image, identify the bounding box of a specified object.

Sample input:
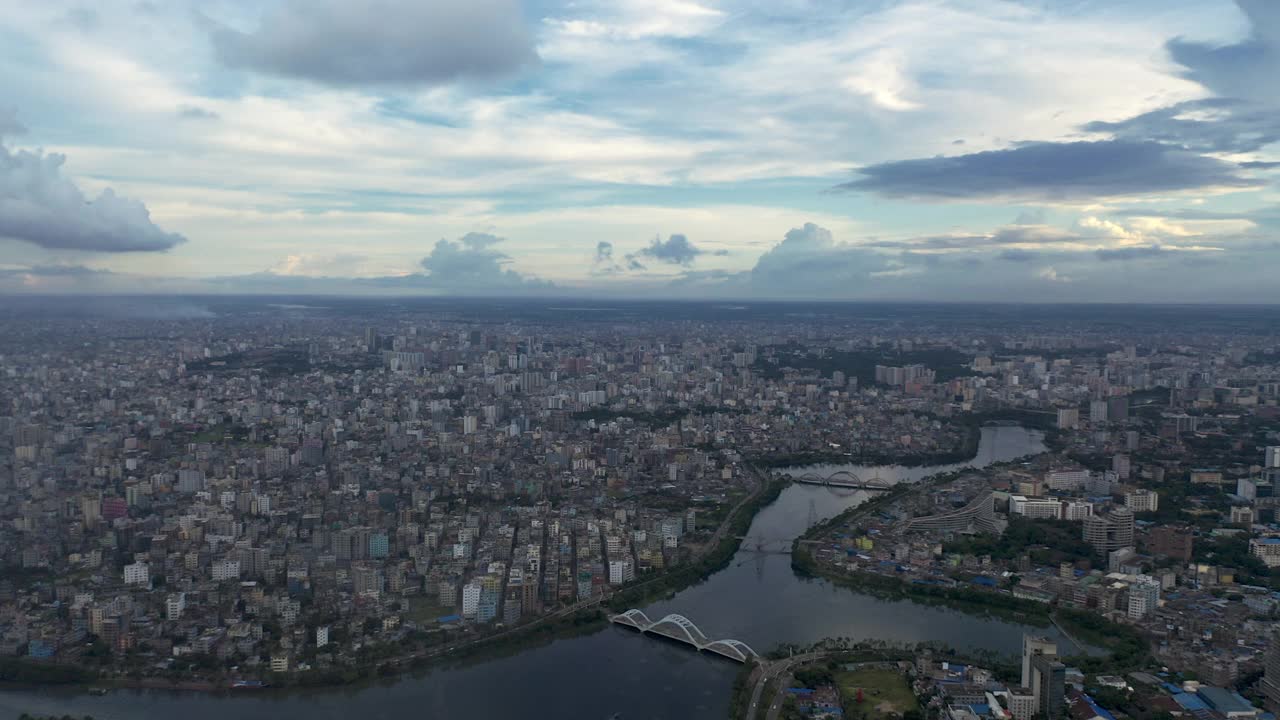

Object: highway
[746,651,834,720]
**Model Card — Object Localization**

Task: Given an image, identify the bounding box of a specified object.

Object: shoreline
[1,423,1029,698]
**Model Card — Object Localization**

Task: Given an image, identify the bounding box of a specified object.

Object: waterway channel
[1,426,1058,720]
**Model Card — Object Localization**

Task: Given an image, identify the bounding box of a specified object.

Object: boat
[230,679,268,689]
[87,687,109,696]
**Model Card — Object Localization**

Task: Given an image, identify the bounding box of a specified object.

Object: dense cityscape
[0,298,1277,720]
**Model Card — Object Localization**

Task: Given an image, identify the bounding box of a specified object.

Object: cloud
[747,222,894,294]
[1094,244,1171,261]
[416,232,552,291]
[1037,266,1071,283]
[627,233,708,267]
[177,105,220,121]
[998,249,1039,263]
[210,0,538,88]
[0,130,187,253]
[836,140,1261,202]
[1083,99,1279,154]
[592,240,625,274]
[0,108,24,137]
[1166,0,1280,107]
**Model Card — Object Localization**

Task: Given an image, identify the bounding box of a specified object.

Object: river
[1,426,1054,720]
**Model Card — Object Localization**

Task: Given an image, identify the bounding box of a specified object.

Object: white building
[212,559,241,582]
[1010,495,1062,520]
[1045,469,1089,492]
[461,582,483,619]
[123,561,149,586]
[1266,446,1280,468]
[1124,490,1159,513]
[608,559,635,585]
[316,625,330,649]
[166,592,185,621]
[1250,537,1280,567]
[1127,578,1160,619]
[1062,501,1094,521]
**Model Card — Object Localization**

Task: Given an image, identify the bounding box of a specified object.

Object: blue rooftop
[1174,693,1209,712]
[1081,694,1117,720]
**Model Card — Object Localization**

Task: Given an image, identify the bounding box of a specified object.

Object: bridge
[790,470,894,491]
[610,609,759,663]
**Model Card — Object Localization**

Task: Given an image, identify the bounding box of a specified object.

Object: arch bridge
[610,610,758,663]
[791,470,893,491]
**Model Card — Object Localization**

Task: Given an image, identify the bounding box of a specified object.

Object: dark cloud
[595,241,613,262]
[627,233,708,267]
[1095,244,1171,261]
[591,240,624,275]
[0,264,110,279]
[177,105,220,121]
[1083,99,1280,154]
[210,0,538,88]
[997,249,1039,263]
[836,140,1260,202]
[0,129,187,253]
[1166,0,1279,106]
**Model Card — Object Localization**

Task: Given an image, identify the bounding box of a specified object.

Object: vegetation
[0,657,97,685]
[944,515,1097,566]
[792,547,1052,626]
[836,667,920,720]
[571,407,690,426]
[726,661,758,719]
[1055,607,1148,673]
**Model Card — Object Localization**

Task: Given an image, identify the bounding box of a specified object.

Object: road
[746,651,834,720]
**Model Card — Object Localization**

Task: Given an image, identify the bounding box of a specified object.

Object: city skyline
[1,0,1278,301]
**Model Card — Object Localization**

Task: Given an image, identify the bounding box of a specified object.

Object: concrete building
[1127,577,1160,619]
[1124,490,1159,513]
[1031,653,1066,720]
[1083,508,1134,554]
[1250,537,1280,568]
[123,561,149,586]
[1021,635,1058,688]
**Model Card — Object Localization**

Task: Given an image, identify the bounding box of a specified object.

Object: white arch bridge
[791,470,892,491]
[609,610,759,663]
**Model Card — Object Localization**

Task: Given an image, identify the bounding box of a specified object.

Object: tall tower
[1021,635,1058,688]
[1262,630,1280,712]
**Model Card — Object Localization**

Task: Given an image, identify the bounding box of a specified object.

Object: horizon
[1,0,1278,302]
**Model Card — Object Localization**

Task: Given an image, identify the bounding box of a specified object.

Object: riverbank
[608,474,787,611]
[1,474,780,696]
[788,459,1150,675]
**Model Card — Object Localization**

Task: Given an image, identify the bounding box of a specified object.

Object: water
[1,426,1049,720]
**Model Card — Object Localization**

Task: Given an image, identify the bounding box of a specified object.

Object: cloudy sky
[1,0,1277,301]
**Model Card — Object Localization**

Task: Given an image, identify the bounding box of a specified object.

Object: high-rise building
[1107,396,1130,423]
[1090,400,1109,424]
[123,561,149,586]
[1083,507,1134,554]
[1262,630,1280,712]
[1266,447,1280,468]
[1021,635,1058,688]
[1124,490,1159,513]
[1031,653,1066,720]
[1127,577,1160,619]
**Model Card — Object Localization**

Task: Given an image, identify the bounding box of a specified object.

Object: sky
[0,0,1278,302]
